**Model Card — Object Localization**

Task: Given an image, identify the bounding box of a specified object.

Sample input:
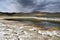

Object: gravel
[0,21,60,40]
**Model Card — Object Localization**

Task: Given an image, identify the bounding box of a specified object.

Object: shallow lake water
[18,21,60,30]
[35,21,60,30]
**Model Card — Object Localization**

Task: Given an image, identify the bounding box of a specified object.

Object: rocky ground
[0,20,60,40]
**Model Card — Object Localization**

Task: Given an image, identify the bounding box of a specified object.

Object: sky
[0,0,60,13]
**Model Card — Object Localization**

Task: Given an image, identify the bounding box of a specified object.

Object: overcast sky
[0,0,60,13]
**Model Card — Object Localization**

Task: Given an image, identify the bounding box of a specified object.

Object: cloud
[0,0,20,12]
[33,0,60,12]
[17,0,35,8]
[0,0,60,13]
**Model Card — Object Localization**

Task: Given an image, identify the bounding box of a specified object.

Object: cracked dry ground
[0,20,60,40]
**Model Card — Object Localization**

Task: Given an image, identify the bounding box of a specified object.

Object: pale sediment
[0,20,60,40]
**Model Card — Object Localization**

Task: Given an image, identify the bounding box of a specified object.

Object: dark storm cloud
[17,0,35,8]
[0,0,60,13]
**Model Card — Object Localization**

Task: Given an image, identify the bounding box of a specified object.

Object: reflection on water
[35,21,60,30]
[16,20,59,30]
[5,19,60,30]
[38,22,60,27]
[18,20,60,28]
